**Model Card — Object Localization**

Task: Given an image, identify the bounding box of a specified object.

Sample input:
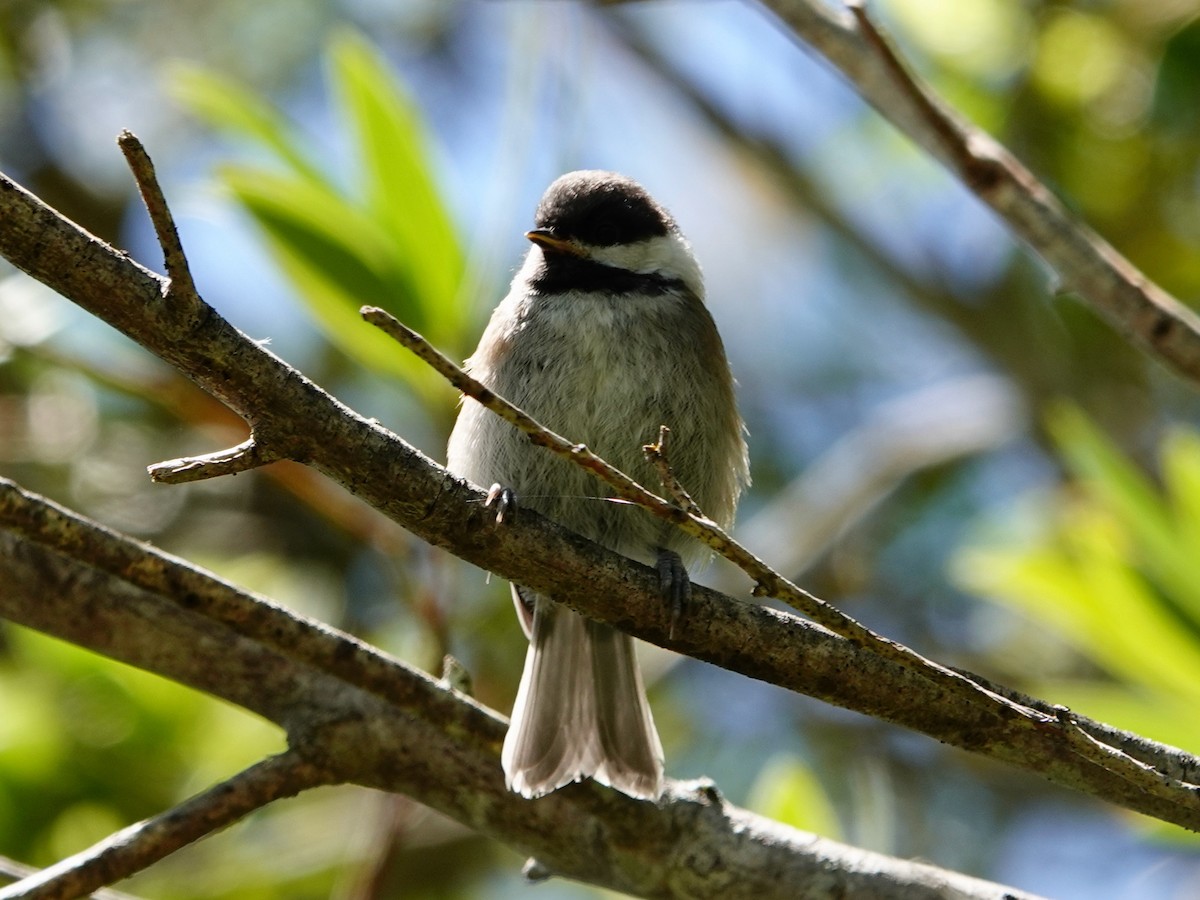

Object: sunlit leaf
[1162,428,1200,561]
[1049,404,1200,622]
[1046,404,1165,540]
[956,404,1200,761]
[886,0,1032,81]
[746,752,842,839]
[220,166,443,394]
[957,503,1200,699]
[1032,11,1127,108]
[329,30,465,344]
[170,65,324,183]
[174,32,470,399]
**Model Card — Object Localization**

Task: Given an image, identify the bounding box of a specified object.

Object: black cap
[533,171,676,247]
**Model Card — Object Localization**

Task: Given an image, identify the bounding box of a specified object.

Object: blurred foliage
[0,629,281,868]
[172,30,468,406]
[956,406,1200,758]
[746,753,843,840]
[1,0,1200,898]
[886,1,1200,296]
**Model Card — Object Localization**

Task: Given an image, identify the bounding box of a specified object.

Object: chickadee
[447,171,749,800]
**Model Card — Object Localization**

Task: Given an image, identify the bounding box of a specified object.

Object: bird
[446,170,749,800]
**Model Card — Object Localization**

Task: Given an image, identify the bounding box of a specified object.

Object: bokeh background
[3,1,1200,897]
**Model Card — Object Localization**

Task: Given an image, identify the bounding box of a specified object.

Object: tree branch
[0,481,1042,900]
[0,753,329,900]
[604,12,1106,417]
[755,0,1200,385]
[0,857,141,900]
[361,307,1195,815]
[2,149,1200,831]
[116,131,199,306]
[146,437,272,484]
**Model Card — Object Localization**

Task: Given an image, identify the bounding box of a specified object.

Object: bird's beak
[526,229,583,257]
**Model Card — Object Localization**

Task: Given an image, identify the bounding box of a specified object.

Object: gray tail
[502,589,664,800]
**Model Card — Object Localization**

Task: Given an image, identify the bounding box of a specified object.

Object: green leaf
[220,165,443,394]
[170,64,323,183]
[1163,427,1200,563]
[1151,16,1200,137]
[173,33,470,401]
[1049,404,1200,622]
[1046,404,1167,546]
[958,497,1200,698]
[329,30,465,344]
[746,752,842,839]
[956,404,1200,725]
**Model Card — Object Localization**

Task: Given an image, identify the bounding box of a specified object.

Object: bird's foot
[656,548,691,640]
[485,483,518,524]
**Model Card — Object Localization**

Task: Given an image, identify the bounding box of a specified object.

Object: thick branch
[755,0,1200,385]
[2,162,1200,829]
[361,307,1190,811]
[0,486,1041,900]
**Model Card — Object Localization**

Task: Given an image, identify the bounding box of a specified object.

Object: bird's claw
[656,548,691,640]
[485,483,518,524]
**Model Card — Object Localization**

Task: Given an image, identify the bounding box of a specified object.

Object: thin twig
[844,1,996,192]
[116,131,198,305]
[117,134,271,480]
[0,752,331,900]
[362,305,1200,811]
[361,306,1003,689]
[757,0,1200,386]
[148,437,272,484]
[0,857,142,900]
[643,426,703,516]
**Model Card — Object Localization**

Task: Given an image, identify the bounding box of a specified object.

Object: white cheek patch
[588,234,705,299]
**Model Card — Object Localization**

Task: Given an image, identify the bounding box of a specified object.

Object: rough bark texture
[1,164,1199,836]
[0,500,1043,900]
